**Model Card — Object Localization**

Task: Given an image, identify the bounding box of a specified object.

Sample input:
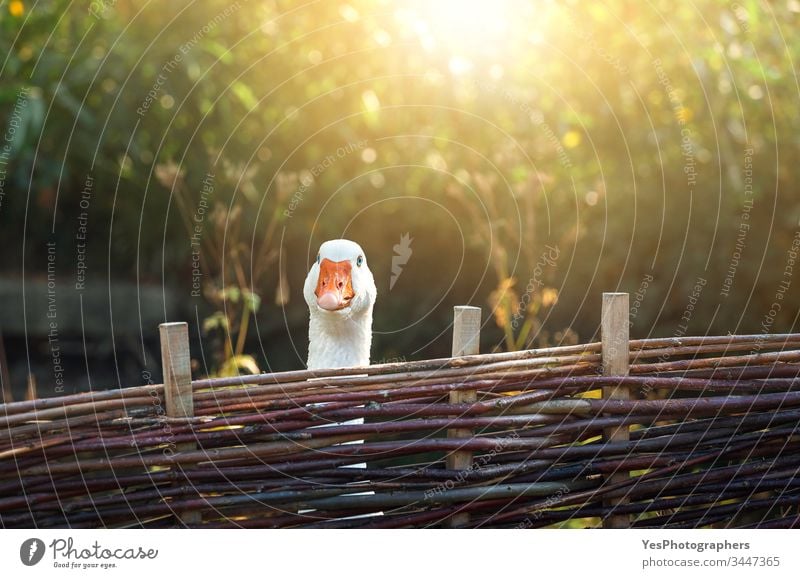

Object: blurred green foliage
[1,0,799,372]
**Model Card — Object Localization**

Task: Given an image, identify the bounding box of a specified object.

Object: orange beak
[315,258,355,311]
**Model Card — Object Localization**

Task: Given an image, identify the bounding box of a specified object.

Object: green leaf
[231,81,258,110]
[221,286,241,303]
[202,312,229,333]
[242,289,261,313]
[218,354,259,377]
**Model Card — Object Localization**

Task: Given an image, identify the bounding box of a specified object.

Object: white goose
[301,240,380,518]
[302,238,376,471]
[303,239,377,370]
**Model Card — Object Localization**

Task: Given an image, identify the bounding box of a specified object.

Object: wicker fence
[1,293,799,529]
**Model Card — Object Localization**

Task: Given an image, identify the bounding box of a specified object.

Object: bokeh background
[1,0,798,398]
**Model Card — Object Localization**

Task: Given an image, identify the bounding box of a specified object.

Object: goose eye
[316,254,320,264]
[356,255,364,267]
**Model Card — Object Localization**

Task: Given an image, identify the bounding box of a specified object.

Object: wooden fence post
[447,305,481,527]
[601,292,631,529]
[159,322,201,526]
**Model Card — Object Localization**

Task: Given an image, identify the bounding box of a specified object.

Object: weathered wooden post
[447,305,481,527]
[159,322,201,526]
[601,292,631,529]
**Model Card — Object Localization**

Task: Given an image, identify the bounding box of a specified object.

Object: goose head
[303,239,377,369]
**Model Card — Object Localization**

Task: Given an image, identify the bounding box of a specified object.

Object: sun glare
[427,0,511,39]
[394,0,524,73]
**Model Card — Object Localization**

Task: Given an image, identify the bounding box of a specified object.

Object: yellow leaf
[361,89,380,112]
[488,277,517,329]
[541,287,559,307]
[675,106,693,123]
[562,130,582,149]
[217,355,260,377]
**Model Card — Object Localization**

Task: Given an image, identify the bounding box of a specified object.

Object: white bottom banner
[1,529,798,577]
